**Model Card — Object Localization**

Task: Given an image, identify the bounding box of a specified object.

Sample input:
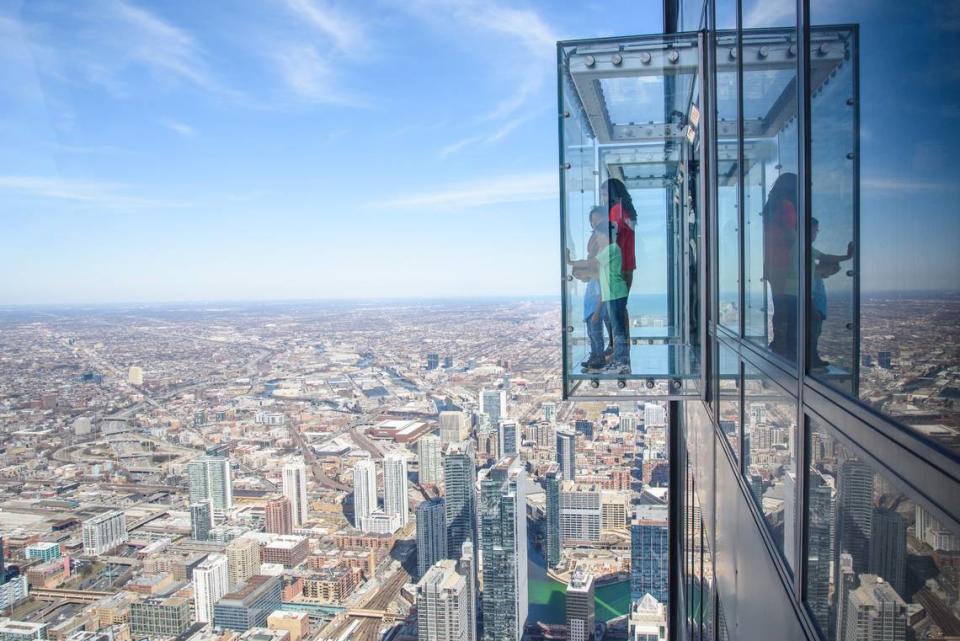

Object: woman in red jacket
[601,178,637,357]
[761,172,799,361]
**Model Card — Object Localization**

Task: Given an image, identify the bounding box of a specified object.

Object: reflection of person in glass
[567,207,608,370]
[762,172,798,360]
[570,221,631,374]
[810,217,854,369]
[601,179,636,356]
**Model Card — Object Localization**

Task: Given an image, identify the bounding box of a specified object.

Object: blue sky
[0,0,661,304]
[2,1,957,306]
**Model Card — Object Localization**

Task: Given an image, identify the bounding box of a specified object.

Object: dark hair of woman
[603,178,637,222]
[761,172,797,219]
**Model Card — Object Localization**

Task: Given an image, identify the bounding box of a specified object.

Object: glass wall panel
[743,361,797,574]
[808,27,857,393]
[715,31,740,332]
[740,6,800,366]
[809,1,960,458]
[805,417,960,641]
[718,344,740,460]
[559,34,704,397]
[560,61,598,395]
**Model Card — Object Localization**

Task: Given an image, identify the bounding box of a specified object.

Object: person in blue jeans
[810,217,854,369]
[568,207,609,370]
[570,221,630,374]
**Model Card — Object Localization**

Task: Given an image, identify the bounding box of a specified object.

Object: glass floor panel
[568,343,701,380]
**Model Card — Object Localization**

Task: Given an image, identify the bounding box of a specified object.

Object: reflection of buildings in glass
[807,468,835,633]
[838,458,874,575]
[842,574,907,641]
[869,507,906,599]
[915,504,960,552]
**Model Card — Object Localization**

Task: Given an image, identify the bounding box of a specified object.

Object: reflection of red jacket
[763,199,798,286]
[609,201,636,273]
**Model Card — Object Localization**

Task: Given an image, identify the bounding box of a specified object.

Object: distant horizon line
[1,288,958,311]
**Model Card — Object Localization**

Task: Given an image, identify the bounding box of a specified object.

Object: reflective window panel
[718,343,740,461]
[715,30,740,332]
[741,10,800,366]
[805,417,960,641]
[743,361,797,574]
[809,1,960,458]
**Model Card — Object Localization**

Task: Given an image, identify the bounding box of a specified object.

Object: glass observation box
[559,28,858,399]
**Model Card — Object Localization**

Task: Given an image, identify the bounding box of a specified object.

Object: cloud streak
[0,175,178,209]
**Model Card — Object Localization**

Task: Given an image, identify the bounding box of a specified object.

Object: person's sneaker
[581,359,605,372]
[811,356,830,369]
[604,362,631,375]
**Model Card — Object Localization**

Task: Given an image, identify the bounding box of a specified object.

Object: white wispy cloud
[271,44,367,106]
[281,0,367,53]
[0,175,177,209]
[163,120,195,136]
[862,177,960,193]
[437,114,532,158]
[112,0,215,90]
[380,171,557,210]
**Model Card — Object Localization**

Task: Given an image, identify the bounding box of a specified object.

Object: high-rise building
[643,404,666,428]
[542,402,557,423]
[620,413,637,432]
[566,571,596,641]
[416,559,469,641]
[25,542,61,562]
[574,419,594,441]
[226,537,261,590]
[457,541,478,641]
[127,366,144,386]
[870,507,906,598]
[444,442,477,560]
[213,575,283,631]
[834,552,856,641]
[631,505,669,604]
[842,575,906,641]
[878,351,893,369]
[281,460,309,527]
[418,434,443,485]
[543,464,562,568]
[806,469,835,630]
[193,553,229,624]
[479,389,506,427]
[440,411,468,445]
[480,456,528,641]
[560,482,602,543]
[188,456,233,517]
[190,501,213,541]
[352,459,378,532]
[839,458,874,574]
[629,594,667,641]
[498,419,519,457]
[556,429,576,482]
[427,353,440,370]
[82,510,128,556]
[130,597,190,637]
[264,496,293,535]
[417,498,448,579]
[383,452,409,529]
